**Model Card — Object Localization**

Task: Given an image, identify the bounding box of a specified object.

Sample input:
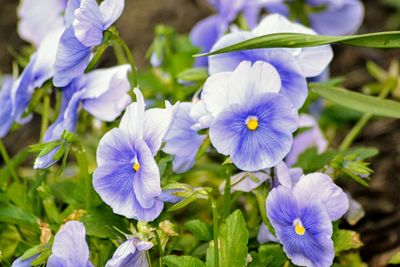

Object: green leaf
[310,84,400,119]
[167,192,206,212]
[207,210,249,267]
[389,252,400,264]
[333,230,363,254]
[177,68,208,83]
[0,205,39,231]
[185,219,213,241]
[198,31,400,57]
[249,244,287,267]
[163,255,205,267]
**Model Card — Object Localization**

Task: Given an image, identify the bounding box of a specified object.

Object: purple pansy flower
[53,0,125,87]
[267,173,349,266]
[47,221,93,267]
[106,238,152,267]
[163,101,209,173]
[18,0,67,46]
[208,14,333,109]
[11,254,39,267]
[34,65,132,169]
[0,76,15,138]
[11,29,63,124]
[93,88,174,221]
[265,0,364,35]
[202,60,298,171]
[285,114,328,167]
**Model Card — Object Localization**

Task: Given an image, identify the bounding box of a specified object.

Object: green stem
[85,43,109,72]
[147,251,153,267]
[40,95,50,142]
[117,38,138,88]
[155,231,163,267]
[222,166,232,220]
[209,196,219,267]
[339,78,397,151]
[0,139,21,183]
[73,141,91,210]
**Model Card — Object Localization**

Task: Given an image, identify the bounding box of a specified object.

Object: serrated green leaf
[163,255,205,267]
[333,230,363,254]
[310,84,400,119]
[185,219,213,241]
[198,31,400,57]
[207,210,249,267]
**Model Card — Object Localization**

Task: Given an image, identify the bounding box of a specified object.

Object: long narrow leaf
[198,31,400,56]
[310,84,400,119]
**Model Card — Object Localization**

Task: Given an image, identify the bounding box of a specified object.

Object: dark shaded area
[0,0,399,266]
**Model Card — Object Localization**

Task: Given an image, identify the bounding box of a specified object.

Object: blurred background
[0,0,399,266]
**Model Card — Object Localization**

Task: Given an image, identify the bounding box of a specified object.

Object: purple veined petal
[344,192,365,226]
[162,103,206,173]
[81,65,131,121]
[203,60,281,118]
[252,14,333,77]
[158,189,183,204]
[32,29,64,88]
[72,0,105,47]
[189,100,213,131]
[53,26,92,88]
[257,223,279,244]
[310,0,364,35]
[119,88,145,141]
[293,173,349,221]
[106,239,151,267]
[0,77,15,138]
[221,171,271,193]
[190,15,226,67]
[47,221,92,267]
[99,0,125,29]
[267,186,334,267]
[275,161,294,188]
[142,101,174,156]
[34,147,60,170]
[132,139,162,209]
[209,93,298,171]
[17,0,67,47]
[65,0,81,26]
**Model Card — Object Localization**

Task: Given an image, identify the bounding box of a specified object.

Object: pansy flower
[265,0,364,35]
[53,0,125,87]
[202,60,298,171]
[286,114,328,167]
[163,101,210,173]
[47,221,93,267]
[0,76,15,138]
[18,0,67,46]
[11,29,63,124]
[208,14,333,109]
[106,237,152,267]
[93,88,174,221]
[34,65,132,169]
[267,173,349,266]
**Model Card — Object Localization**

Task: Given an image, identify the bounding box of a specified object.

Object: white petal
[119,88,145,140]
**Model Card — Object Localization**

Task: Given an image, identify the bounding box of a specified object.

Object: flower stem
[0,139,21,184]
[73,140,91,210]
[40,95,50,142]
[85,43,109,72]
[209,196,219,267]
[222,166,232,220]
[339,78,397,151]
[116,38,138,88]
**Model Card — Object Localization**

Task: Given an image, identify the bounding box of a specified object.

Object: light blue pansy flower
[106,237,152,267]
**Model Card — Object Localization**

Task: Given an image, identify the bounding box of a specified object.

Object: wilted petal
[47,221,92,267]
[345,192,365,225]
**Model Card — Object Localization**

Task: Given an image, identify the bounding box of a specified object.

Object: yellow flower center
[294,220,306,236]
[246,116,259,131]
[133,162,140,172]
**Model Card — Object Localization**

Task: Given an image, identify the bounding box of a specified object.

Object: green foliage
[184,220,213,241]
[389,252,400,264]
[163,255,206,267]
[333,230,363,254]
[249,244,287,267]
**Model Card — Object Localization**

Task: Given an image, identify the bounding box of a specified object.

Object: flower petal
[0,77,15,138]
[99,0,125,29]
[293,173,349,221]
[119,88,145,140]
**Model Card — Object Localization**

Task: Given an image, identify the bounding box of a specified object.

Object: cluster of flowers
[2,0,365,266]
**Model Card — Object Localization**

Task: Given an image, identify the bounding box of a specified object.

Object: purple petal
[257,224,278,244]
[209,93,298,171]
[47,221,92,267]
[106,238,151,267]
[81,65,131,121]
[53,26,92,87]
[73,0,104,47]
[11,254,39,267]
[293,173,349,221]
[65,0,82,26]
[0,77,15,138]
[99,0,125,29]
